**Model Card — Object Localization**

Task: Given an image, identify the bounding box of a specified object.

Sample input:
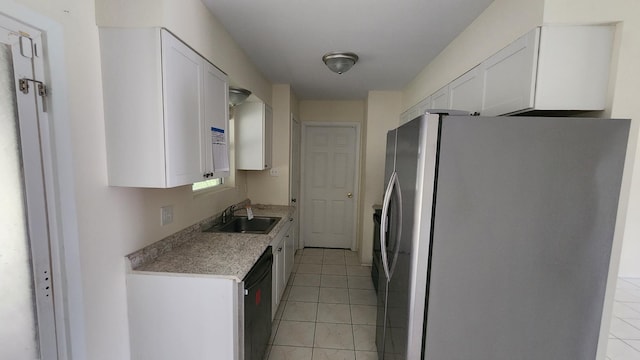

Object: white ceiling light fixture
[322,52,359,74]
[229,87,252,107]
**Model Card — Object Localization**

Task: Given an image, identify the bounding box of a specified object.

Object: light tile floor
[266,248,378,360]
[607,277,640,360]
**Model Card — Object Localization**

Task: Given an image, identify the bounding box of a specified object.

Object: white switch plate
[269,168,280,177]
[161,205,174,226]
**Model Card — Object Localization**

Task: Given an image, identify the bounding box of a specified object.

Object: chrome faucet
[221,204,236,224]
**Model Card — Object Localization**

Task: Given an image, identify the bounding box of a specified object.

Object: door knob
[347,192,353,198]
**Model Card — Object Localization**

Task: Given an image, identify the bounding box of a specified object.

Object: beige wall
[246,84,297,205]
[401,0,639,357]
[299,100,366,123]
[403,0,640,277]
[542,0,640,278]
[8,0,271,358]
[540,3,640,357]
[299,100,366,250]
[95,0,272,103]
[403,0,545,109]
[360,91,403,264]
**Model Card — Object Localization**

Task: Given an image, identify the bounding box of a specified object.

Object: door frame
[1,7,86,360]
[300,121,361,251]
[289,114,301,249]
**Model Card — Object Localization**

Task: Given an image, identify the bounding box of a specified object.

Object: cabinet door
[236,102,272,170]
[284,225,295,284]
[430,85,451,109]
[264,105,273,169]
[203,61,230,178]
[399,110,410,125]
[276,240,286,301]
[406,106,420,123]
[449,66,482,113]
[480,28,539,116]
[161,30,204,186]
[271,236,286,318]
[417,96,431,115]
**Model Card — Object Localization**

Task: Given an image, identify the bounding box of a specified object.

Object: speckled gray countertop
[126,204,294,282]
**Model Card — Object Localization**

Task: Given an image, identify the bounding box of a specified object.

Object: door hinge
[18,78,48,112]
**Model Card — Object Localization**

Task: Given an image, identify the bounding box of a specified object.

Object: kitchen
[1,0,639,360]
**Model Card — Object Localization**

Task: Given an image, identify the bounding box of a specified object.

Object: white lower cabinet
[127,274,242,360]
[271,220,293,318]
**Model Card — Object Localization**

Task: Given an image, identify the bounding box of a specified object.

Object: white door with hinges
[0,17,58,359]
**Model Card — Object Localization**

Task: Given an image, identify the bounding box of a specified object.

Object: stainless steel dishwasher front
[243,246,273,360]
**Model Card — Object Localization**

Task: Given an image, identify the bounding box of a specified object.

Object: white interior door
[302,124,358,249]
[0,18,57,359]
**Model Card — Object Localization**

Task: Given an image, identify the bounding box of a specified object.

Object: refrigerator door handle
[380,171,402,281]
[389,176,402,279]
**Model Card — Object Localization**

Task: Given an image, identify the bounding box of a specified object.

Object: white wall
[360,91,403,264]
[7,0,272,358]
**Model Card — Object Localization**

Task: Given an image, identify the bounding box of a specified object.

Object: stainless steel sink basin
[204,216,281,234]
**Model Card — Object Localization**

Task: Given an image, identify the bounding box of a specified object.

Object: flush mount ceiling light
[322,52,359,74]
[228,87,252,107]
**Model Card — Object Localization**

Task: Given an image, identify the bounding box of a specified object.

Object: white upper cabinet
[449,66,482,114]
[235,101,273,170]
[430,85,451,109]
[100,28,229,188]
[481,25,614,116]
[417,96,432,115]
[203,61,231,176]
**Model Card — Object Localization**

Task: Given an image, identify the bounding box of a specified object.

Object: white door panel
[303,125,358,249]
[0,19,57,359]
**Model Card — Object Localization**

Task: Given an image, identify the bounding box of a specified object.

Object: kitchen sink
[204,216,281,234]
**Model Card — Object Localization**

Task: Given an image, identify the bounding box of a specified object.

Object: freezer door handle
[380,171,402,281]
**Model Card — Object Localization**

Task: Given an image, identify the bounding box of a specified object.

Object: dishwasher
[243,246,273,360]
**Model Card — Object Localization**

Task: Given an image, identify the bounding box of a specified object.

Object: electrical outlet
[161,205,174,226]
[269,168,280,177]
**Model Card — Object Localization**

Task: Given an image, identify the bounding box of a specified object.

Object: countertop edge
[126,204,295,280]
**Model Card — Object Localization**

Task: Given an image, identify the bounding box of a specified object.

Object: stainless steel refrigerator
[376,113,629,360]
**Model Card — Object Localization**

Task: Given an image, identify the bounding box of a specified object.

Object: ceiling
[202,0,495,100]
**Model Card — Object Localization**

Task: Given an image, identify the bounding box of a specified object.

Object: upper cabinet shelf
[480,25,614,116]
[400,25,614,122]
[100,28,229,188]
